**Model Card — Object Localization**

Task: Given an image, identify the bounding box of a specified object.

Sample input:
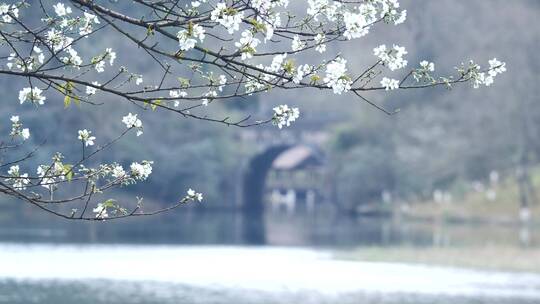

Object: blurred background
[1,0,539,303]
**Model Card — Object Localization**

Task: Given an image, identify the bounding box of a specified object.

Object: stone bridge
[234,119,334,243]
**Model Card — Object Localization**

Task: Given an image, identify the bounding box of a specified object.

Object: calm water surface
[1,244,539,304]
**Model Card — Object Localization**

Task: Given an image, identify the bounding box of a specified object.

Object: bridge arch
[241,144,325,244]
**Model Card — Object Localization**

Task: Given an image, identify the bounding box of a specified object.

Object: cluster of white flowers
[380,77,399,90]
[9,116,30,141]
[374,44,408,71]
[61,46,82,67]
[93,203,109,219]
[177,24,206,51]
[7,47,44,71]
[306,0,405,26]
[53,2,72,17]
[210,3,243,34]
[235,30,261,60]
[413,60,436,82]
[488,58,506,76]
[135,75,143,86]
[291,35,306,52]
[201,90,217,106]
[420,60,435,72]
[6,165,30,190]
[94,48,116,73]
[86,81,100,95]
[130,161,153,181]
[293,64,312,84]
[187,188,204,202]
[78,129,96,147]
[272,105,300,129]
[381,0,407,25]
[324,57,352,94]
[245,78,267,94]
[218,74,227,92]
[465,58,507,89]
[306,0,339,21]
[267,53,287,73]
[45,28,74,53]
[79,12,100,36]
[343,10,370,40]
[169,90,188,107]
[36,154,66,191]
[314,34,326,53]
[18,87,46,105]
[111,165,126,179]
[122,113,143,136]
[0,3,19,23]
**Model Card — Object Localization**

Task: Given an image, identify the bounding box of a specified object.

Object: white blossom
[135,75,143,85]
[10,115,30,140]
[130,161,153,180]
[177,23,205,51]
[272,104,300,129]
[21,128,30,140]
[36,159,65,191]
[45,29,74,52]
[53,3,72,17]
[112,165,126,179]
[187,188,203,202]
[6,165,30,190]
[293,64,312,84]
[324,57,352,94]
[80,12,100,36]
[381,77,399,90]
[467,59,506,89]
[210,3,243,34]
[343,11,369,40]
[202,90,217,106]
[235,30,260,60]
[0,3,18,23]
[314,33,326,53]
[93,203,109,219]
[169,90,187,98]
[105,48,116,66]
[374,44,408,71]
[218,74,227,91]
[122,113,143,136]
[61,46,82,67]
[78,129,96,147]
[420,60,435,72]
[86,81,99,95]
[95,61,105,73]
[18,87,46,105]
[291,35,306,51]
[488,58,506,76]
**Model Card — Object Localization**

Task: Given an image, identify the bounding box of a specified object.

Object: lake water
[1,244,540,304]
[0,209,538,303]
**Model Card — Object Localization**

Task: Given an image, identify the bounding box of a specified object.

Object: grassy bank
[402,167,540,223]
[336,246,540,273]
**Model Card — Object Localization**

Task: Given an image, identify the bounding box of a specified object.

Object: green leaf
[64,95,71,108]
[151,99,162,111]
[102,199,116,208]
[63,164,73,182]
[62,81,76,108]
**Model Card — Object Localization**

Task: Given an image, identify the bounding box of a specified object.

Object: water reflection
[0,210,537,248]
